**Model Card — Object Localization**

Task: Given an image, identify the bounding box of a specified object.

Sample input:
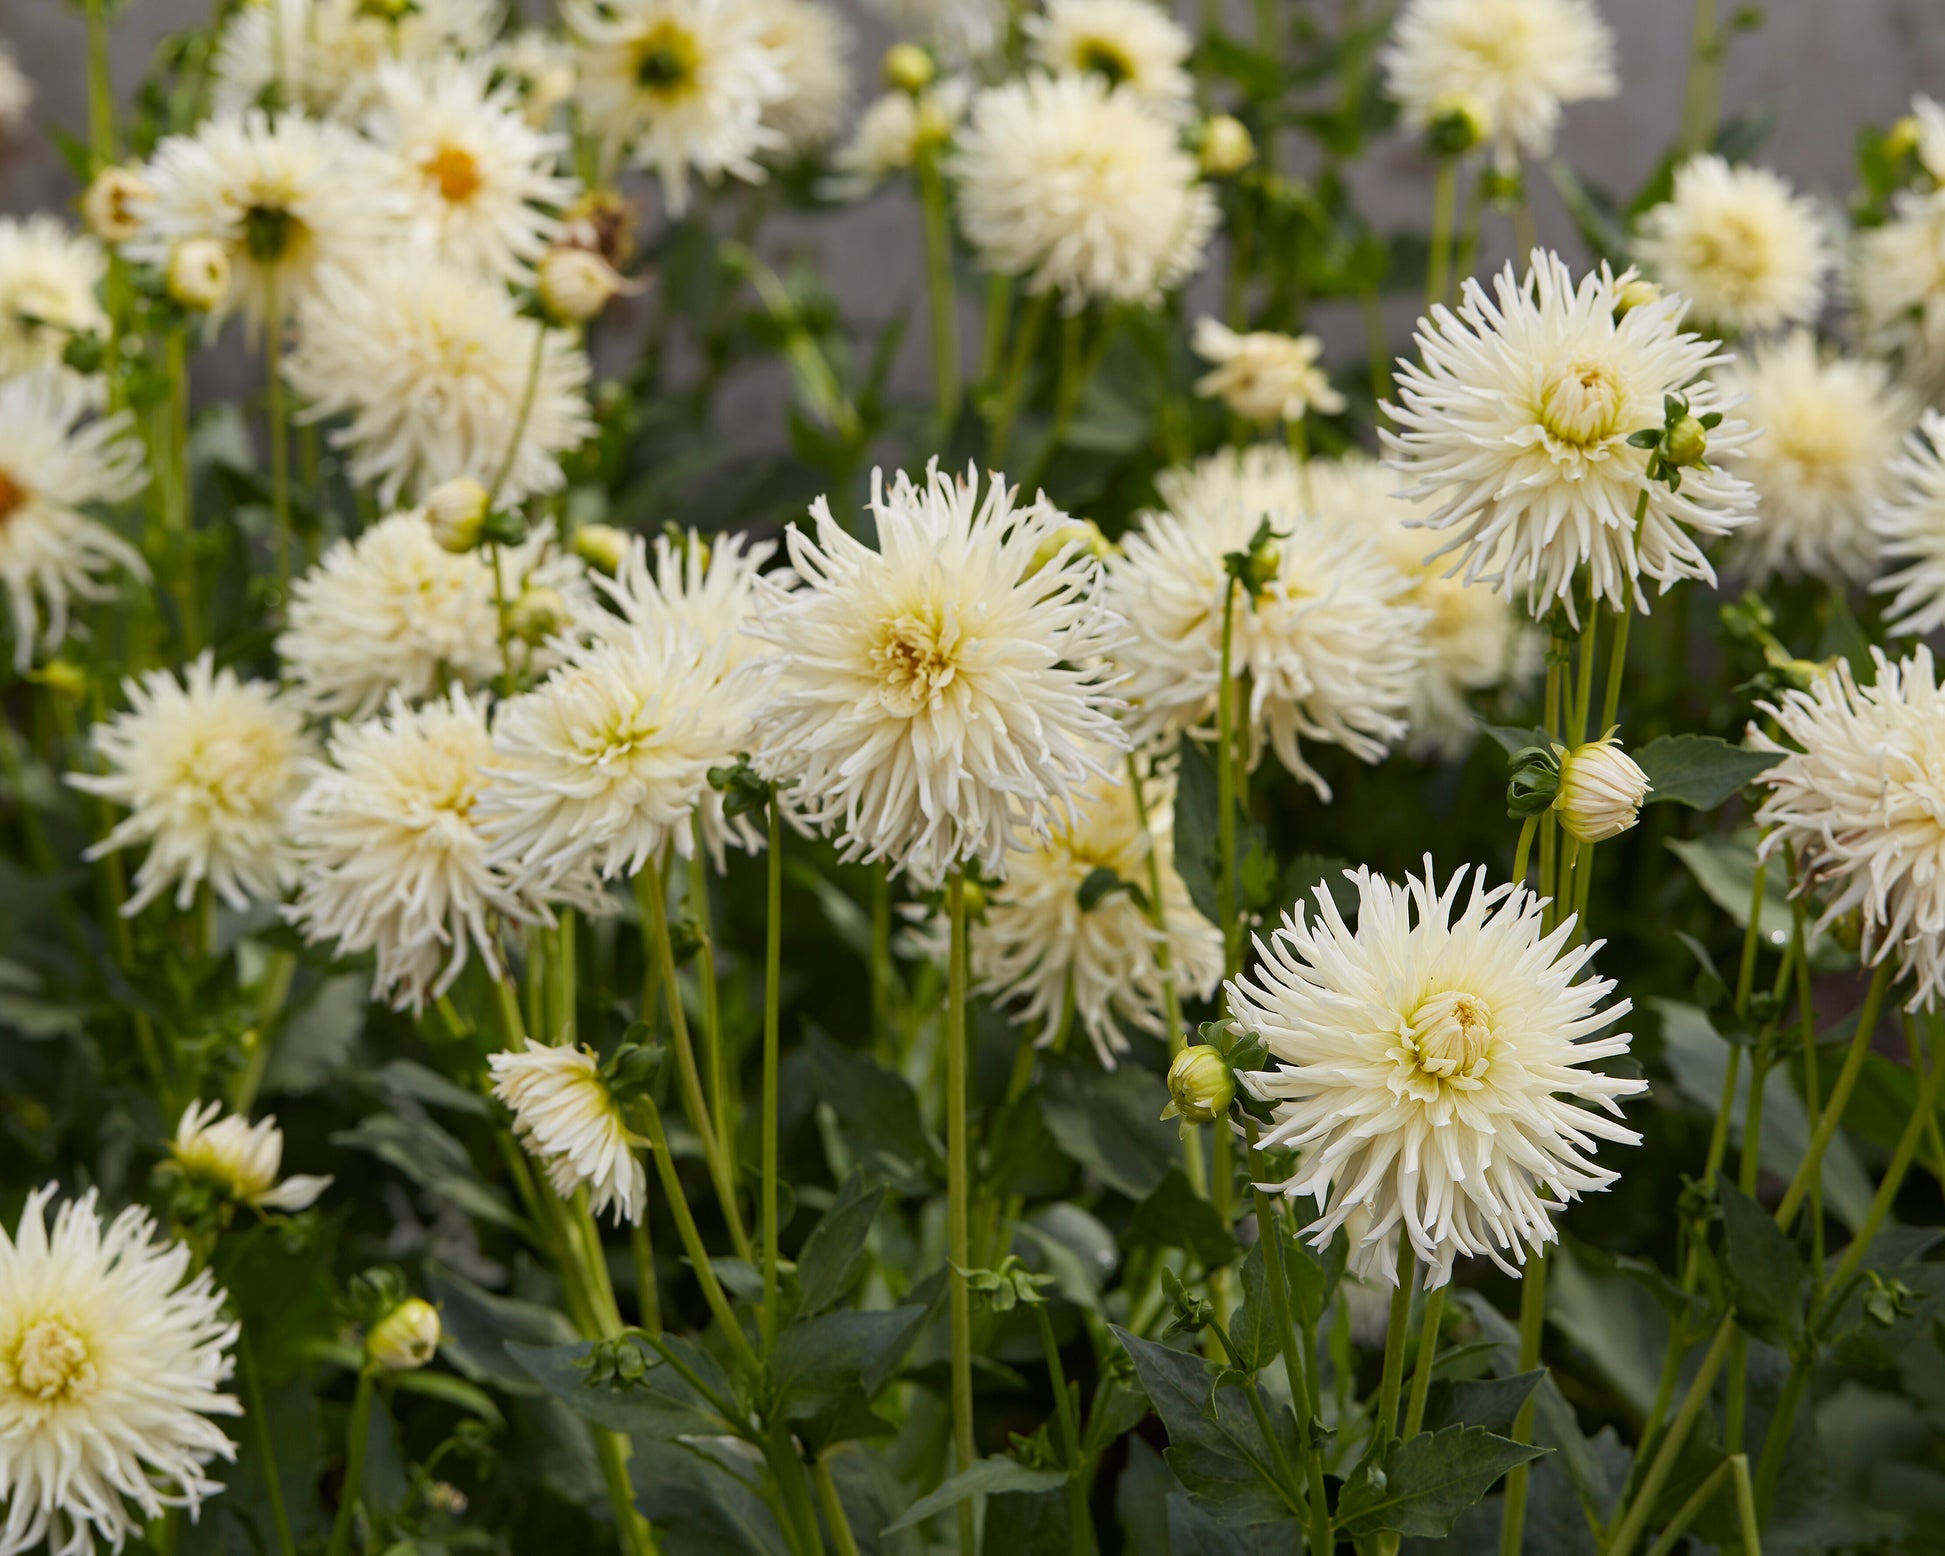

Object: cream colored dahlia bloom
[1874,411,1945,637]
[825,79,969,198]
[170,1101,332,1212]
[0,370,147,672]
[70,654,310,915]
[284,254,592,506]
[752,0,853,156]
[1554,732,1649,842]
[1192,319,1346,426]
[565,0,785,215]
[366,57,576,285]
[1854,190,1945,385]
[1721,331,1912,585]
[749,461,1127,886]
[1751,646,1945,1010]
[1024,0,1194,122]
[0,1187,240,1556]
[953,73,1218,309]
[1232,859,1642,1287]
[490,1041,648,1224]
[0,217,107,379]
[973,760,1221,1066]
[1110,450,1428,797]
[1383,252,1758,621]
[1634,156,1832,335]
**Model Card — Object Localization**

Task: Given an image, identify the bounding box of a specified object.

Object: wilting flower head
[366,57,577,285]
[1721,331,1912,585]
[825,78,969,198]
[564,0,786,215]
[0,216,108,378]
[952,72,1218,309]
[1232,859,1642,1287]
[1634,156,1832,336]
[0,1185,241,1556]
[1192,319,1345,426]
[69,653,310,915]
[0,370,147,673]
[1554,732,1649,842]
[971,759,1222,1066]
[1024,0,1194,122]
[1383,251,1757,622]
[1854,190,1945,387]
[1110,449,1428,797]
[490,1041,648,1224]
[749,461,1127,886]
[284,253,593,507]
[1751,646,1945,1010]
[170,1101,332,1212]
[1873,410,1945,638]
[751,0,853,156]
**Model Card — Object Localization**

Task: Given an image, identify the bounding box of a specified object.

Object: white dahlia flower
[973,760,1221,1066]
[749,461,1127,886]
[1634,156,1832,336]
[825,79,969,198]
[284,254,592,507]
[565,0,785,215]
[1721,331,1912,585]
[752,0,852,157]
[1854,190,1945,386]
[0,370,147,673]
[1874,411,1945,637]
[0,1186,240,1556]
[170,1101,332,1212]
[1192,318,1346,426]
[69,654,310,915]
[489,1041,648,1224]
[952,72,1218,309]
[1751,646,1945,1010]
[595,527,776,669]
[1110,451,1428,796]
[0,216,107,379]
[1024,0,1194,122]
[1381,0,1617,168]
[0,41,29,138]
[366,57,576,285]
[278,512,591,718]
[1232,859,1643,1287]
[1383,252,1758,621]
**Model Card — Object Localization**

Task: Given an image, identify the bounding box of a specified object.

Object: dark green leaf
[883,1457,1069,1532]
[807,1034,941,1190]
[1227,1238,1283,1374]
[1425,1369,1545,1434]
[631,1439,793,1556]
[329,1110,522,1229]
[1336,1424,1548,1537]
[1126,1168,1239,1271]
[426,1261,576,1394]
[1173,736,1221,924]
[1039,1062,1179,1200]
[795,1171,885,1318]
[1718,1173,1805,1341]
[1482,724,1554,757]
[1635,735,1780,810]
[507,1338,739,1440]
[771,1307,925,1423]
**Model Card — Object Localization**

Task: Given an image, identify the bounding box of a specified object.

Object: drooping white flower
[69,653,310,915]
[170,1101,332,1212]
[972,759,1221,1066]
[1634,156,1832,335]
[1854,189,1945,386]
[824,79,969,198]
[1192,319,1346,426]
[1110,449,1428,796]
[1232,859,1642,1287]
[866,0,1006,64]
[751,0,853,157]
[1024,0,1194,122]
[1751,646,1945,1011]
[1720,331,1912,585]
[365,57,576,285]
[1873,410,1945,638]
[277,512,592,718]
[0,40,30,138]
[1381,0,1617,168]
[489,1041,648,1224]
[564,0,786,216]
[952,72,1218,309]
[1383,251,1758,622]
[0,1186,240,1556]
[0,370,147,672]
[749,461,1127,886]
[0,216,108,379]
[284,253,592,507]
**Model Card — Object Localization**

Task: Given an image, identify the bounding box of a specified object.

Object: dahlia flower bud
[539,246,626,325]
[1426,91,1490,157]
[883,42,935,95]
[1029,519,1113,575]
[1664,414,1710,470]
[1554,733,1650,843]
[166,240,229,312]
[1162,1044,1235,1124]
[509,585,569,644]
[572,522,631,573]
[424,477,490,554]
[366,1297,441,1371]
[1613,278,1662,318]
[81,165,151,244]
[1197,114,1256,177]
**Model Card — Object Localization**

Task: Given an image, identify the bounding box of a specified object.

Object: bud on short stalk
[572,522,631,573]
[539,246,628,324]
[1554,732,1650,843]
[166,240,230,312]
[1197,114,1256,177]
[423,477,492,553]
[883,42,935,94]
[1162,1044,1235,1124]
[366,1297,441,1372]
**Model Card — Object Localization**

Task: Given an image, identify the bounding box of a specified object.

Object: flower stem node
[1196,114,1256,177]
[952,1255,1054,1313]
[1628,391,1723,491]
[423,477,492,553]
[166,239,230,313]
[367,1298,441,1372]
[1221,517,1285,606]
[883,42,936,95]
[1162,1044,1235,1124]
[1554,731,1650,843]
[1425,92,1490,158]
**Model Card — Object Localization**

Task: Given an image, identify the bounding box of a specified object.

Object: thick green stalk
[1600,601,1633,733]
[1375,1242,1417,1448]
[945,871,977,1555]
[83,0,116,161]
[631,1216,661,1333]
[987,290,1052,467]
[1642,1458,1734,1556]
[325,1368,376,1556]
[1776,961,1894,1231]
[1127,750,1205,1193]
[916,140,961,439]
[1791,893,1825,1270]
[1496,1248,1549,1556]
[1678,0,1723,155]
[1403,1284,1446,1440]
[1425,160,1459,310]
[1033,1304,1093,1556]
[240,1333,298,1556]
[687,828,729,1162]
[1216,582,1241,973]
[762,799,784,1347]
[1606,1318,1736,1556]
[1362,286,1392,402]
[812,1455,866,1556]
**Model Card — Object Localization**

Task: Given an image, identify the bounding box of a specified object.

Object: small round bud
[1197,114,1256,178]
[1163,1045,1235,1125]
[510,585,569,645]
[913,91,957,150]
[883,42,935,95]
[1886,115,1923,163]
[166,239,230,312]
[366,1297,441,1371]
[539,246,627,325]
[1029,519,1113,575]
[423,477,490,554]
[1664,414,1709,470]
[1554,734,1650,844]
[1425,92,1490,157]
[1613,278,1662,318]
[572,522,631,573]
[81,166,151,244]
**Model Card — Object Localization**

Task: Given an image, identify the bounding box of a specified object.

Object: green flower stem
[1538,643,1562,932]
[636,859,752,1261]
[1775,960,1895,1232]
[1020,307,1117,496]
[686,826,730,1163]
[761,1426,828,1556]
[1641,1456,1734,1556]
[978,273,1012,389]
[1495,1246,1548,1556]
[487,543,516,697]
[631,1215,661,1333]
[1403,1283,1446,1440]
[1511,175,1538,262]
[1791,895,1825,1271]
[1032,1303,1093,1556]
[987,289,1052,468]
[1216,582,1240,974]
[593,1428,660,1556]
[1752,1359,1808,1517]
[240,1332,298,1556]
[1570,596,1597,747]
[1425,159,1459,310]
[762,797,784,1348]
[263,277,292,591]
[1600,600,1633,734]
[325,1367,377,1556]
[83,0,115,161]
[1734,857,1769,1017]
[944,869,977,1555]
[1605,1316,1736,1556]
[1376,1240,1417,1447]
[870,865,894,1065]
[1904,1014,1945,1187]
[811,1454,866,1556]
[486,320,547,508]
[1362,285,1392,403]
[1678,0,1722,156]
[1731,1452,1763,1556]
[916,139,961,440]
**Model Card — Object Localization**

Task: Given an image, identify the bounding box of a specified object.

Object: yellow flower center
[8,1317,96,1403]
[1539,357,1627,448]
[424,144,485,205]
[1685,212,1772,292]
[873,611,962,716]
[1406,990,1494,1082]
[634,21,701,102]
[0,468,26,527]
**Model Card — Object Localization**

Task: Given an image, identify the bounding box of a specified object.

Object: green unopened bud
[1162,1044,1235,1125]
[367,1297,441,1371]
[883,42,935,95]
[573,522,631,573]
[423,477,490,553]
[1664,414,1709,469]
[1197,114,1256,177]
[166,239,230,312]
[1554,732,1651,844]
[509,585,569,644]
[1222,518,1283,605]
[1505,744,1562,819]
[1886,115,1923,163]
[1029,519,1113,576]
[1425,92,1490,158]
[1614,278,1662,318]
